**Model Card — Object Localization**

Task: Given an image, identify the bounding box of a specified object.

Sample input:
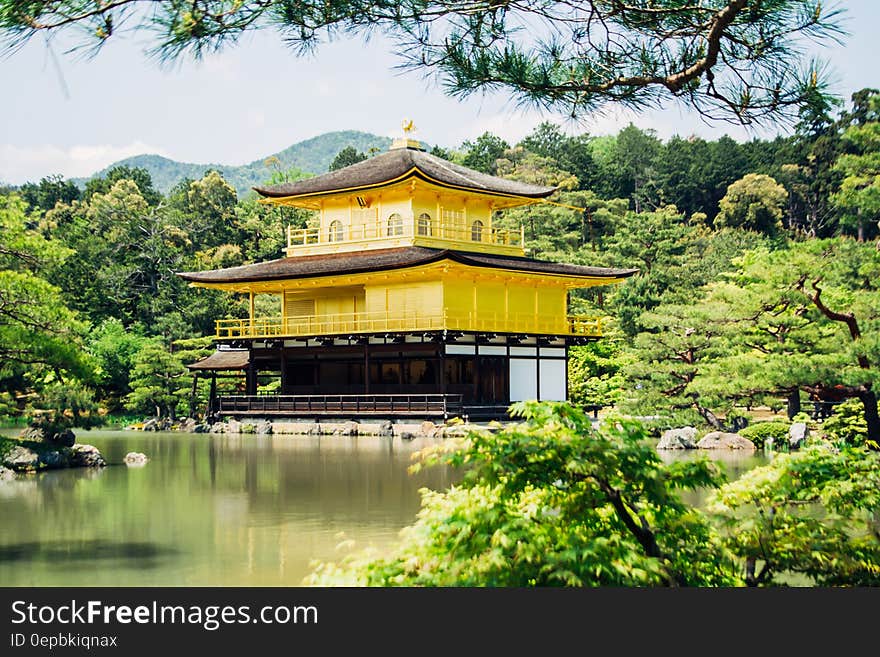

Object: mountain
[73,130,395,198]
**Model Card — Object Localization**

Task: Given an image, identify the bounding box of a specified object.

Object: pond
[0,429,771,586]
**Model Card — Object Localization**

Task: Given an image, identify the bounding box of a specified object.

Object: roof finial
[390,119,424,151]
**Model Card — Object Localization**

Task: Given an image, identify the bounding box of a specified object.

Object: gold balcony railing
[215,311,602,339]
[286,215,524,255]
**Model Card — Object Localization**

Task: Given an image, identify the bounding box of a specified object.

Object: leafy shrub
[739,421,790,449]
[822,399,868,447]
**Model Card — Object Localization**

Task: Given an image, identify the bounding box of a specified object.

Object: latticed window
[471,219,484,242]
[328,220,343,242]
[417,213,432,236]
[387,213,404,236]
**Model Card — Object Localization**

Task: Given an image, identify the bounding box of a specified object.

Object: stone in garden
[788,422,809,449]
[4,445,40,471]
[38,450,67,468]
[657,427,698,449]
[696,431,756,450]
[124,452,149,467]
[69,444,107,468]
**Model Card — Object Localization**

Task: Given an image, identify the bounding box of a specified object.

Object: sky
[1,1,878,186]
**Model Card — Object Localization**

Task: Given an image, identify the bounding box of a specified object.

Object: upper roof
[178,247,638,285]
[253,147,556,201]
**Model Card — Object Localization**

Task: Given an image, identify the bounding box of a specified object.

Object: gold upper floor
[268,177,533,258]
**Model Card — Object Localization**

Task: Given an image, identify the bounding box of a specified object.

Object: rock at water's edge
[0,466,16,481]
[696,431,756,450]
[70,444,107,468]
[789,422,809,449]
[4,445,40,471]
[657,427,698,450]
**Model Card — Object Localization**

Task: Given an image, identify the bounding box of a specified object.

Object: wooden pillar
[189,373,198,419]
[474,344,481,403]
[246,348,257,395]
[364,342,370,394]
[280,348,288,394]
[248,290,255,335]
[439,341,446,395]
[209,373,217,421]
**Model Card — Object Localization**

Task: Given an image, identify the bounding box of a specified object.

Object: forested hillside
[71,131,393,197]
[2,88,878,445]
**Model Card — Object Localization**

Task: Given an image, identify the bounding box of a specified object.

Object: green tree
[460,132,509,175]
[87,318,149,411]
[125,339,188,420]
[329,146,367,171]
[83,165,161,206]
[716,173,788,234]
[18,174,80,215]
[831,93,880,241]
[615,124,662,212]
[0,2,844,125]
[691,238,880,446]
[0,195,91,384]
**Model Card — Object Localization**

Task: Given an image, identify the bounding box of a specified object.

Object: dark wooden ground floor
[193,330,591,421]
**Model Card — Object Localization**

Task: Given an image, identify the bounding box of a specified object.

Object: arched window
[328,220,343,242]
[471,219,484,242]
[387,213,404,236]
[417,212,432,236]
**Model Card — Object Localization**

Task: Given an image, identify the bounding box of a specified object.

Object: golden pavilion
[180,125,636,421]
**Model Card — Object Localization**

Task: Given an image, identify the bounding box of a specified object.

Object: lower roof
[177,247,637,285]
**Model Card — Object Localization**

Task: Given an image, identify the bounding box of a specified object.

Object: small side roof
[187,349,250,371]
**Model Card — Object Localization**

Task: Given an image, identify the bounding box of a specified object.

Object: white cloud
[0,141,170,185]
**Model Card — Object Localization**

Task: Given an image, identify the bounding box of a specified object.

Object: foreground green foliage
[309,402,738,587]
[0,2,844,126]
[709,444,880,586]
[308,401,880,587]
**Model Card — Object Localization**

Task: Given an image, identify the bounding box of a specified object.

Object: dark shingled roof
[177,247,638,285]
[253,147,556,200]
[187,349,249,371]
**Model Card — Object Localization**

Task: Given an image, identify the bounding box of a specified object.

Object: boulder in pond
[335,421,359,436]
[3,445,40,472]
[124,452,149,467]
[69,444,107,468]
[696,431,756,451]
[255,420,273,435]
[38,449,68,469]
[788,422,809,449]
[0,466,16,481]
[657,427,698,450]
[142,418,160,432]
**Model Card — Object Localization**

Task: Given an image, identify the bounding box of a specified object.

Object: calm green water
[0,429,770,587]
[0,430,454,586]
